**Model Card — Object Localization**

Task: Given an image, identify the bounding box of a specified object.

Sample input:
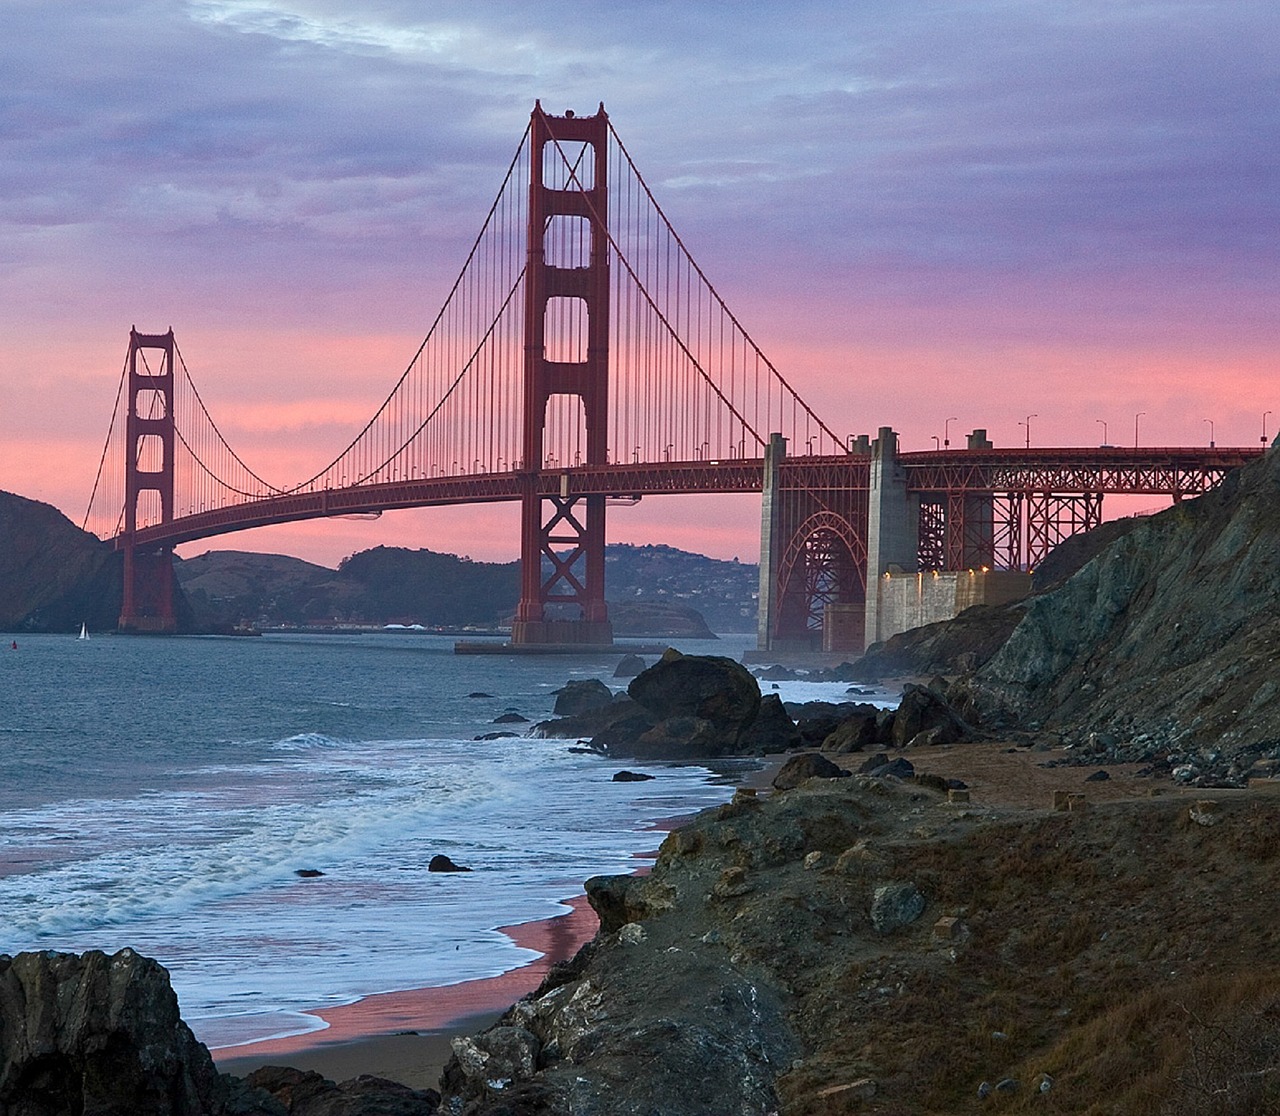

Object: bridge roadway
[124,445,1263,551]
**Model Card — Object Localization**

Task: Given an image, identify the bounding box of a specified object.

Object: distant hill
[604,543,758,633]
[0,488,759,636]
[0,492,123,633]
[177,542,757,634]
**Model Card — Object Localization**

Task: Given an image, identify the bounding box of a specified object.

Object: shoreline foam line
[211,893,599,1066]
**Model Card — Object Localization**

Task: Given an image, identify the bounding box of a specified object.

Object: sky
[1,0,1276,566]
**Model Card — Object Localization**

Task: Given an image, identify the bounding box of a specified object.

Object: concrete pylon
[756,433,786,650]
[863,427,918,649]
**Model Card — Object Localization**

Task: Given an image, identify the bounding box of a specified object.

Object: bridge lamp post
[931,435,941,450]
[1204,418,1215,448]
[944,416,958,448]
[1134,411,1145,449]
[1096,419,1108,446]
[1264,411,1273,445]
[1019,414,1037,449]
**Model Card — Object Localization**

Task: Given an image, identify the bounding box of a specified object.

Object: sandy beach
[215,894,600,1090]
[214,781,770,1090]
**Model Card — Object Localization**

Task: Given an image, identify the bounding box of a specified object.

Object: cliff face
[968,448,1280,762]
[0,491,122,632]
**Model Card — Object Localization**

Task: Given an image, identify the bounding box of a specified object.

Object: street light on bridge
[1019,413,1037,449]
[932,435,941,450]
[1096,419,1108,446]
[1204,418,1215,448]
[1264,411,1273,446]
[1134,411,1145,449]
[944,416,958,448]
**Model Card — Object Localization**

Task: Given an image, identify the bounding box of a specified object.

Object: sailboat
[78,622,89,641]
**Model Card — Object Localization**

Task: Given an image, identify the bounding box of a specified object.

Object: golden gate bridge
[82,103,1262,651]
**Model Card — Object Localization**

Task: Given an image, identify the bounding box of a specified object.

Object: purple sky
[1,1,1276,564]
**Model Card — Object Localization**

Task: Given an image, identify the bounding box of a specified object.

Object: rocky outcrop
[244,1066,437,1114]
[605,651,764,760]
[440,764,1280,1115]
[551,679,613,716]
[850,601,1025,682]
[965,447,1280,777]
[0,948,260,1115]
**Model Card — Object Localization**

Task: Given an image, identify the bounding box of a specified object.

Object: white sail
[78,623,89,641]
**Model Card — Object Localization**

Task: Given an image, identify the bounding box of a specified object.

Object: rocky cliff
[0,491,123,632]
[962,447,1280,775]
[440,771,1280,1115]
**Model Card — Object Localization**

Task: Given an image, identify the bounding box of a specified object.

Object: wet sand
[215,894,599,1090]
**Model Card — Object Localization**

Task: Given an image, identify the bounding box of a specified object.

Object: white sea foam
[0,731,732,1047]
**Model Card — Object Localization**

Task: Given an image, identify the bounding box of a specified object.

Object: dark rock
[796,714,844,748]
[493,711,529,724]
[628,651,760,732]
[468,691,493,698]
[246,1065,440,1114]
[737,693,802,754]
[0,948,237,1116]
[475,731,518,740]
[772,752,850,790]
[823,710,880,753]
[612,770,656,782]
[552,679,614,716]
[755,665,800,681]
[534,696,652,742]
[1084,769,1112,782]
[592,651,762,760]
[891,684,972,747]
[857,752,890,774]
[870,882,926,933]
[865,756,916,780]
[428,854,472,873]
[612,653,647,678]
[295,868,325,878]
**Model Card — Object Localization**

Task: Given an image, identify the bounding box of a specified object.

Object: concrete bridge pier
[863,427,919,649]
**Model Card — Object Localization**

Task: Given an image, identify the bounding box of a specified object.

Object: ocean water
[0,630,890,1050]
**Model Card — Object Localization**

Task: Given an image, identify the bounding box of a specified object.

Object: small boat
[78,622,89,641]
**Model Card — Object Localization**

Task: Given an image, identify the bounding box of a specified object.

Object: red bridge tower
[512,104,613,647]
[118,327,178,633]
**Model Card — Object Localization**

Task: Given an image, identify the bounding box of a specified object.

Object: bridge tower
[118,328,178,633]
[512,103,613,647]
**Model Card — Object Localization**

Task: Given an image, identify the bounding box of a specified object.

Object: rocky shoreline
[6,447,1280,1113]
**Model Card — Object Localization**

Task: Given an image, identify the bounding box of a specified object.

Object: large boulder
[627,650,760,729]
[735,693,802,754]
[890,684,972,747]
[586,651,761,760]
[771,753,850,790]
[552,679,614,716]
[0,948,251,1116]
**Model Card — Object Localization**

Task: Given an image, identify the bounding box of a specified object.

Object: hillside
[177,542,755,634]
[0,492,123,633]
[959,446,1280,774]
